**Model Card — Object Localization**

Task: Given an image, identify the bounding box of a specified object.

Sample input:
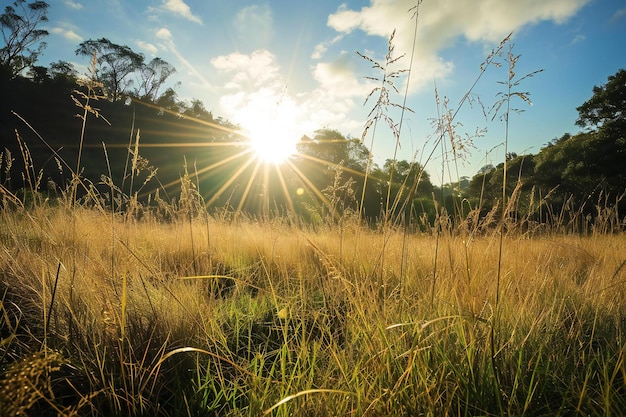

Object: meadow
[1,193,625,416]
[1,20,625,416]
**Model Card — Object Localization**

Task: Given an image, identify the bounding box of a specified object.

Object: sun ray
[236,158,263,214]
[262,163,270,215]
[272,164,296,215]
[84,142,246,149]
[296,152,369,179]
[130,97,242,136]
[158,148,253,194]
[205,154,257,207]
[126,95,351,219]
[284,159,337,221]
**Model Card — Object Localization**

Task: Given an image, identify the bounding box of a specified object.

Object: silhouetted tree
[27,63,47,83]
[182,98,213,121]
[75,38,144,101]
[155,87,183,112]
[0,0,49,79]
[48,59,78,84]
[135,57,176,101]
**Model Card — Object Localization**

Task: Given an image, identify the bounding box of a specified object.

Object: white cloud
[136,40,159,55]
[161,0,202,24]
[327,0,591,92]
[155,28,172,40]
[312,55,376,99]
[211,50,375,138]
[64,0,83,10]
[327,4,363,33]
[212,50,281,90]
[311,44,327,60]
[311,34,344,59]
[50,27,83,42]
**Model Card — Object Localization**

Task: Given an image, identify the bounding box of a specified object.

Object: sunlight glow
[237,94,302,165]
[247,126,298,164]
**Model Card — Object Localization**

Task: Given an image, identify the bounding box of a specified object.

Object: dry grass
[2,17,625,415]
[1,203,625,416]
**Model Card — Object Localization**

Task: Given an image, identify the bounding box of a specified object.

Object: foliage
[134,57,176,102]
[461,69,626,221]
[576,69,626,135]
[0,0,49,79]
[75,38,146,101]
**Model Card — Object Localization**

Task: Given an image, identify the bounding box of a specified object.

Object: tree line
[463,69,626,227]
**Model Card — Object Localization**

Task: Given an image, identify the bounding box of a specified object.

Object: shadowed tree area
[0,0,49,79]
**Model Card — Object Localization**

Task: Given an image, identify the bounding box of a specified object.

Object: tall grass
[1,196,625,415]
[1,16,626,417]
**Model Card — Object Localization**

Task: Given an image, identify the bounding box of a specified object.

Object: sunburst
[128,97,365,220]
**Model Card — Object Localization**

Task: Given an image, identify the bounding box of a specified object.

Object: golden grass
[1,204,625,415]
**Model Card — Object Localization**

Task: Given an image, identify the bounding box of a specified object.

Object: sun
[246,124,299,165]
[236,94,302,165]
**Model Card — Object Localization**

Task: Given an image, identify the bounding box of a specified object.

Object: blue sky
[41,0,625,183]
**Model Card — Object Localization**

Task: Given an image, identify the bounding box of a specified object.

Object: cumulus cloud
[212,50,281,90]
[327,0,590,91]
[312,54,376,99]
[50,27,82,42]
[136,40,159,55]
[211,49,375,137]
[162,0,202,24]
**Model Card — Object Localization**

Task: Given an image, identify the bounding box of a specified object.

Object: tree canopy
[0,0,49,79]
[75,38,145,101]
[576,69,626,133]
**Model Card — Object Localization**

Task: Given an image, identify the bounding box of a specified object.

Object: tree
[296,129,386,220]
[297,129,371,172]
[135,57,176,101]
[576,69,626,136]
[571,69,626,198]
[75,38,144,101]
[298,129,349,165]
[155,86,182,112]
[27,63,47,83]
[382,159,432,196]
[182,98,214,121]
[0,0,49,79]
[48,59,78,84]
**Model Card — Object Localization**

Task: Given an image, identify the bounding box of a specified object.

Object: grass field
[1,200,625,416]
[1,24,625,416]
